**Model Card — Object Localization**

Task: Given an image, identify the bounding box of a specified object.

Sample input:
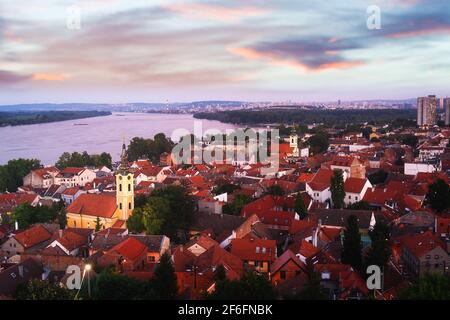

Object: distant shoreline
[0,110,112,127]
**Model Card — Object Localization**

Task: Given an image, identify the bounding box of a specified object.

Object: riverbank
[0,111,112,127]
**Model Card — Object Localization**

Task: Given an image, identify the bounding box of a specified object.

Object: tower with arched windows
[116,142,134,220]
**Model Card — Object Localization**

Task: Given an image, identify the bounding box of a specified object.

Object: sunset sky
[1,0,449,104]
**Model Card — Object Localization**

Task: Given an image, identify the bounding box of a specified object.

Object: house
[230,238,276,273]
[314,263,369,300]
[97,237,148,272]
[344,178,372,206]
[305,168,334,203]
[329,156,366,179]
[55,167,96,187]
[398,231,449,279]
[22,167,59,189]
[0,258,43,298]
[1,225,53,258]
[270,250,307,286]
[130,234,170,263]
[46,228,92,256]
[61,187,85,205]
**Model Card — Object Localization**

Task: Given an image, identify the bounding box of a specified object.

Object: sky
[0,0,449,104]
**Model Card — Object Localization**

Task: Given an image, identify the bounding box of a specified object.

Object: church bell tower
[116,142,134,220]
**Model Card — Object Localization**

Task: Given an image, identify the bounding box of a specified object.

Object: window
[128,202,131,209]
[128,184,131,191]
[119,203,122,210]
[256,246,260,253]
[119,184,122,192]
[280,271,286,279]
[262,247,267,254]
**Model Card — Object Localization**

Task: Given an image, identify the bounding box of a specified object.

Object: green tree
[92,269,153,300]
[214,264,227,283]
[12,203,59,229]
[95,216,102,232]
[330,169,345,209]
[0,158,41,192]
[295,193,308,220]
[398,273,450,300]
[347,200,370,210]
[140,197,171,235]
[341,215,363,271]
[266,184,284,196]
[126,209,145,233]
[16,279,75,300]
[151,253,178,300]
[425,178,450,213]
[222,194,251,216]
[296,272,327,300]
[365,221,391,270]
[400,134,419,148]
[208,272,276,300]
[213,183,240,195]
[307,132,329,155]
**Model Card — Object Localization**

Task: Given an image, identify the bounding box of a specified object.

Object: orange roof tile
[66,193,117,218]
[15,225,52,248]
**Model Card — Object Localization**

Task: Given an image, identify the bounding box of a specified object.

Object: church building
[66,143,134,229]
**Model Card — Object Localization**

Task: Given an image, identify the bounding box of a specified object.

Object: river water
[0,112,239,165]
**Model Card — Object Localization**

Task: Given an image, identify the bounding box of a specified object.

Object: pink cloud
[32,73,69,81]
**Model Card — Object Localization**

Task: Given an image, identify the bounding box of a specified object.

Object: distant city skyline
[1,0,450,104]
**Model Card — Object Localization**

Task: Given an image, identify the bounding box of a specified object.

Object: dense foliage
[127,133,174,163]
[330,169,345,209]
[222,194,252,216]
[425,178,450,213]
[194,108,416,126]
[16,279,75,300]
[398,274,450,300]
[341,215,363,271]
[0,158,41,192]
[56,151,112,169]
[128,186,195,242]
[0,111,111,127]
[12,202,65,229]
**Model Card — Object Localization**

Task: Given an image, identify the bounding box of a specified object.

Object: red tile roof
[271,249,306,274]
[400,231,446,259]
[66,193,117,218]
[230,238,276,262]
[110,237,148,261]
[344,178,368,193]
[62,187,81,196]
[307,168,333,191]
[14,225,52,248]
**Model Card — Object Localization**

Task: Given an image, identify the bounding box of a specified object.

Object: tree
[92,269,153,300]
[56,151,112,169]
[365,221,391,270]
[126,209,145,233]
[307,132,329,155]
[398,273,450,300]
[0,158,41,192]
[54,201,67,229]
[140,197,171,235]
[347,200,371,210]
[295,193,308,220]
[208,272,276,300]
[425,179,450,213]
[16,279,75,300]
[296,272,327,300]
[266,184,284,196]
[95,216,102,232]
[134,186,196,242]
[213,183,240,195]
[341,215,363,271]
[151,253,178,300]
[330,169,345,209]
[222,194,251,216]
[368,169,388,185]
[12,203,59,229]
[400,134,418,148]
[127,134,174,163]
[214,264,227,283]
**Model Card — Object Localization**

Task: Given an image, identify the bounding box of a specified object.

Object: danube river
[0,112,239,165]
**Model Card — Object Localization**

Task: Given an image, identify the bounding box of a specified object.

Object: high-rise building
[417,95,437,126]
[444,98,450,126]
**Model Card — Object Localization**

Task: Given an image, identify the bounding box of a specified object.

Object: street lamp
[84,264,92,298]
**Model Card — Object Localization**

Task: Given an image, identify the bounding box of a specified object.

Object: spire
[119,139,129,174]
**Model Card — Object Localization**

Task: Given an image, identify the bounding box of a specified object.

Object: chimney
[15,221,18,231]
[59,229,63,238]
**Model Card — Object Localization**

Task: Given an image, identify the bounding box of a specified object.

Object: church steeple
[116,141,134,221]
